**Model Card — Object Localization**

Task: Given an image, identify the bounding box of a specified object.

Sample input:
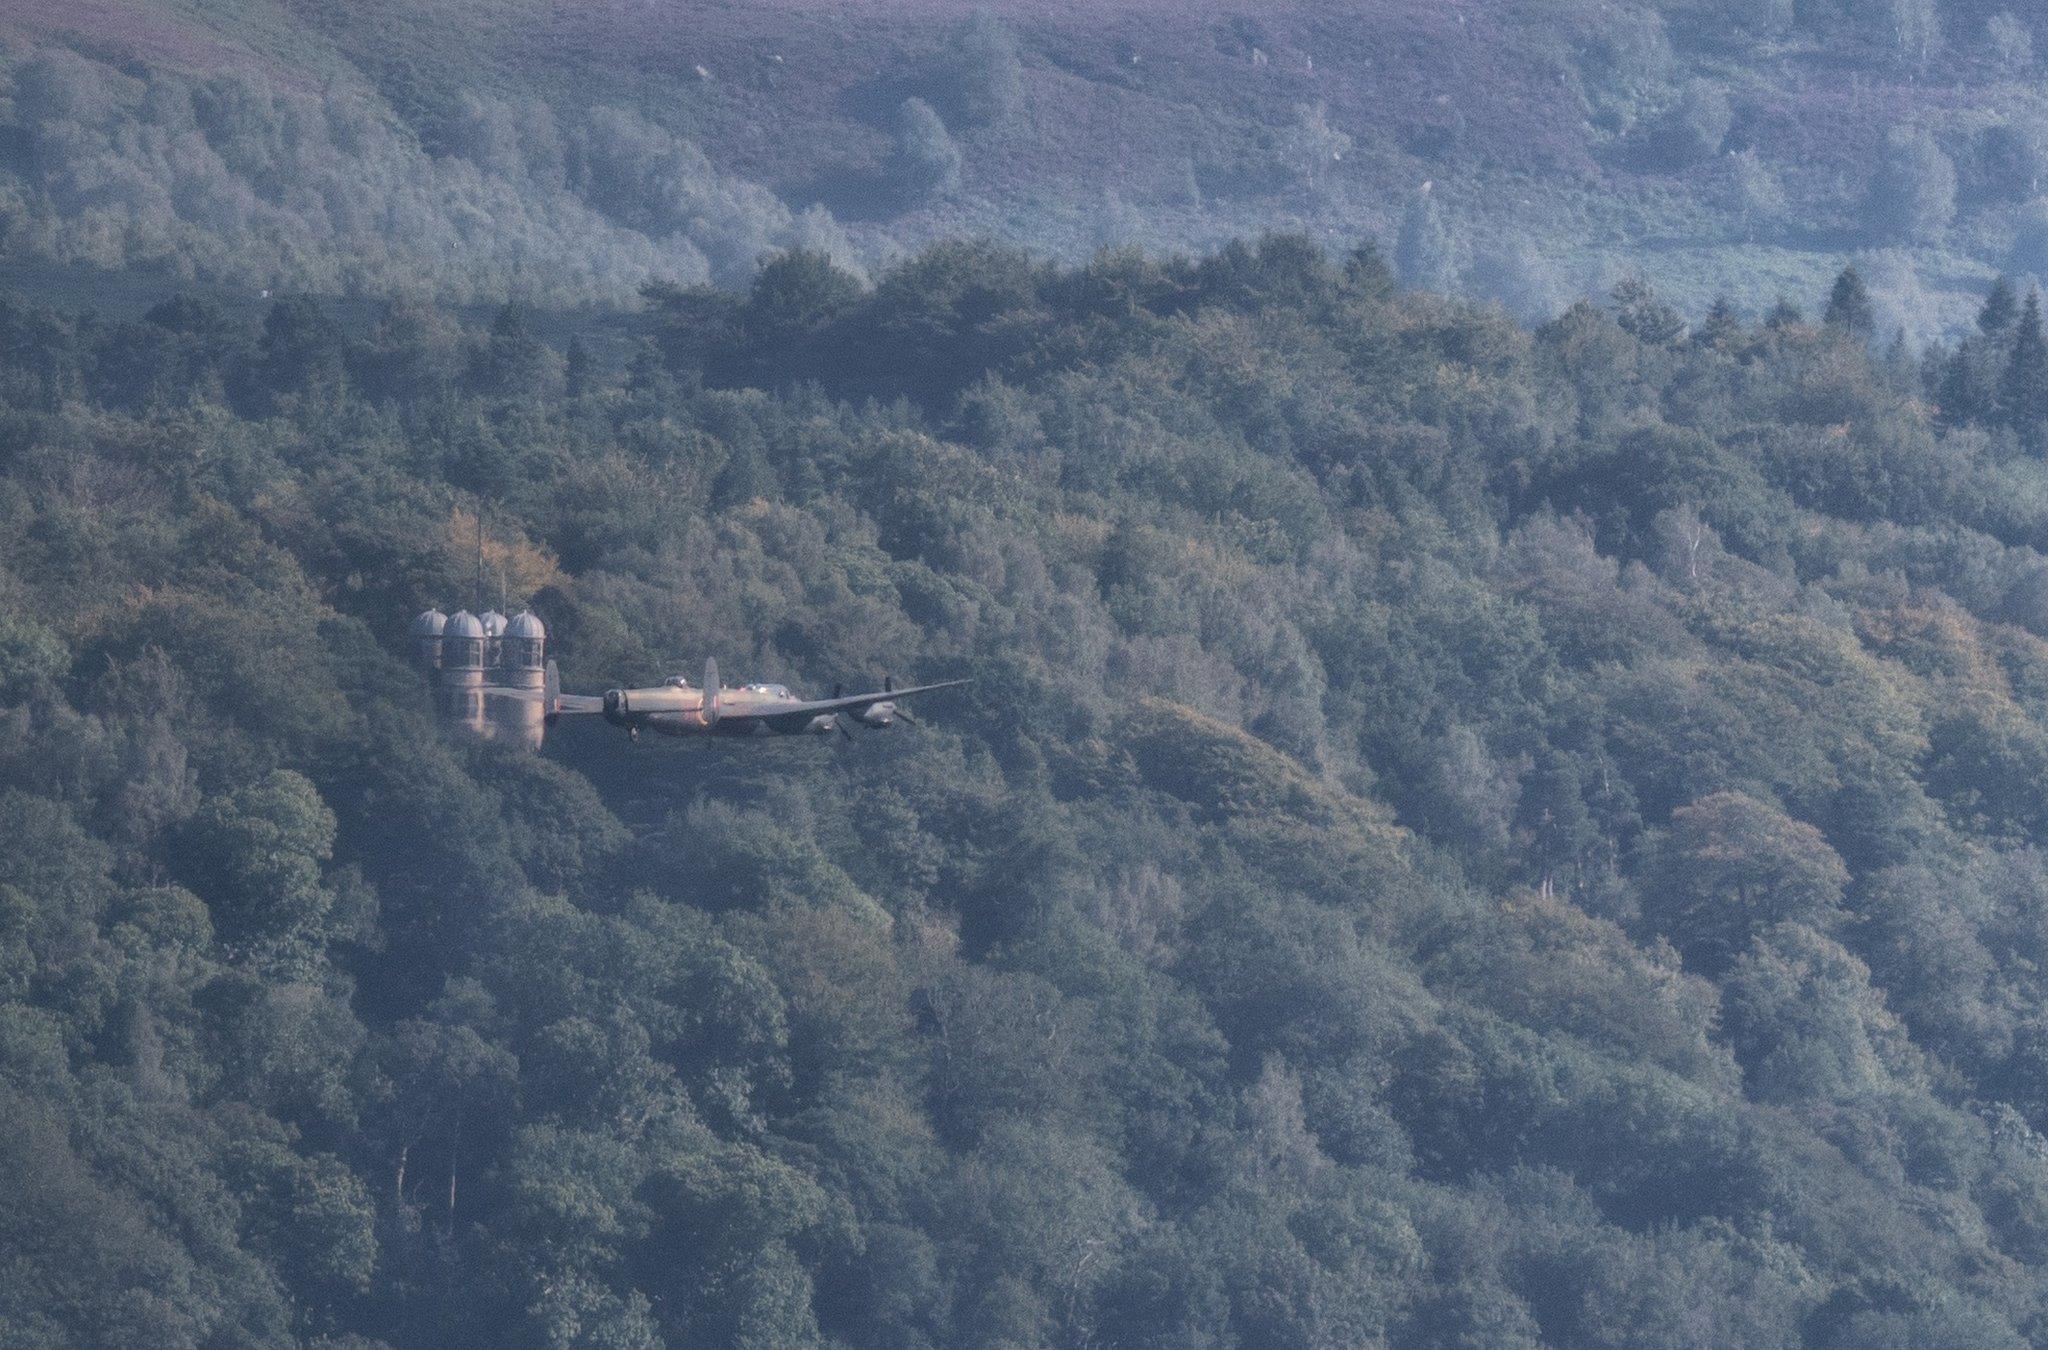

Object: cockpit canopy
[744,683,791,697]
[662,675,694,688]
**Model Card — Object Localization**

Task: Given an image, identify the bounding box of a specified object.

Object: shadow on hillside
[837,70,953,129]
[788,163,907,223]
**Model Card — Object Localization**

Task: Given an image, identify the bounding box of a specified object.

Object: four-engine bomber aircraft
[500,658,967,742]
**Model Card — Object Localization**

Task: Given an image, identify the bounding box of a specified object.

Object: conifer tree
[472,303,556,399]
[1766,295,1804,328]
[1939,337,1985,426]
[1882,328,1914,384]
[565,337,597,399]
[1695,296,1743,349]
[1823,265,1875,338]
[2001,290,2048,447]
[1981,275,2020,336]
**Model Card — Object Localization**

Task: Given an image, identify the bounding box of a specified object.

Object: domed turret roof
[411,608,448,636]
[480,610,508,636]
[506,611,546,640]
[446,610,486,638]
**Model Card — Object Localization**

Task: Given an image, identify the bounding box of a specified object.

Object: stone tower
[490,611,547,750]
[440,610,489,736]
[412,604,546,749]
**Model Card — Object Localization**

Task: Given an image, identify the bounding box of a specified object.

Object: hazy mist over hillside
[19,3,2048,1349]
[8,0,2048,328]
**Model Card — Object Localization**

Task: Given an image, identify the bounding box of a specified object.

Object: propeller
[895,705,920,726]
[834,713,855,742]
[702,657,719,727]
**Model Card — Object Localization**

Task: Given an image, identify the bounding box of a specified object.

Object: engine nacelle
[860,701,897,727]
[806,714,839,736]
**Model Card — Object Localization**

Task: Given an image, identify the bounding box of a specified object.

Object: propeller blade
[885,675,895,694]
[896,705,920,726]
[703,657,719,727]
[835,713,855,742]
[833,682,843,699]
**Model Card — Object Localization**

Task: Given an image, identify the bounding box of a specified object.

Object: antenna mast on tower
[473,501,486,617]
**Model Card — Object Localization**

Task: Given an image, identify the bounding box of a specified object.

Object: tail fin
[543,660,562,725]
[703,657,719,726]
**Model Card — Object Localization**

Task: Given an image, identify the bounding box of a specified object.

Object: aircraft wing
[755,678,969,731]
[478,662,605,718]
[480,686,605,712]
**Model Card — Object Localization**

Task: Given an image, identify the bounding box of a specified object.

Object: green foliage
[1824,265,1876,338]
[1723,922,1914,1103]
[0,612,68,704]
[1642,793,1850,974]
[180,770,338,949]
[2004,291,2048,447]
[890,98,963,201]
[1867,125,1957,244]
[6,244,2048,1345]
[13,2,2048,326]
[938,13,1025,128]
[1643,78,1733,169]
[1396,186,1457,294]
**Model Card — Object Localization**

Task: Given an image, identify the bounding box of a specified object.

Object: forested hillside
[10,236,2048,1346]
[14,0,2048,323]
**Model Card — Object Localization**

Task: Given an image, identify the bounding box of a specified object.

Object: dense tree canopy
[9,240,2048,1346]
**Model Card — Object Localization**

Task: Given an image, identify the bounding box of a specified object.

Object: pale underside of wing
[755,679,970,729]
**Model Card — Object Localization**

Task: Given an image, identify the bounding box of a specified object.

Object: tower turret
[410,608,447,669]
[504,611,546,671]
[441,610,488,733]
[491,610,548,749]
[443,610,486,668]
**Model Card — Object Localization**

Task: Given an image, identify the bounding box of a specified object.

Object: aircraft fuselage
[601,682,882,738]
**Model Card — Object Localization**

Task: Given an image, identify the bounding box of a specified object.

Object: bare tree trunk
[447,1109,462,1225]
